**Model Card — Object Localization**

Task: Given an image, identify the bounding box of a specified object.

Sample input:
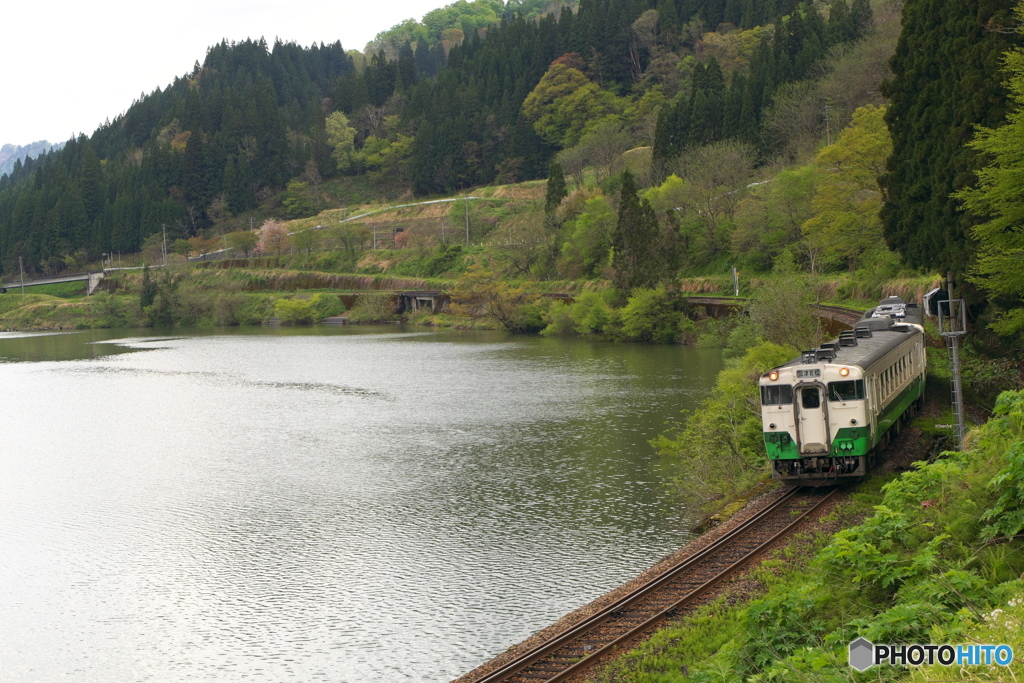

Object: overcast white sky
[1,0,448,147]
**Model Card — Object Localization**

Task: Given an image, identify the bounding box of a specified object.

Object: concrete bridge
[395,291,449,314]
[2,272,106,295]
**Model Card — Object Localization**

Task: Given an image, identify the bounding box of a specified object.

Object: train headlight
[851,419,858,425]
[768,371,779,381]
[769,423,776,429]
[839,367,850,377]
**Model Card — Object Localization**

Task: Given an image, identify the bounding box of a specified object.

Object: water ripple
[0,328,723,682]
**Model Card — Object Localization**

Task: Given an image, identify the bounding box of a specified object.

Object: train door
[797,385,829,454]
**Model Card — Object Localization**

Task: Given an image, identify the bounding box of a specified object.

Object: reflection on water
[0,326,722,682]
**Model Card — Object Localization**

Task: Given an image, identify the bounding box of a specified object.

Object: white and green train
[759,297,926,483]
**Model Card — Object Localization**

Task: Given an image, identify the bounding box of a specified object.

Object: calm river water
[0,326,722,682]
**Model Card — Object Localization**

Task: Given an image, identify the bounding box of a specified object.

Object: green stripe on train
[764,431,799,459]
[874,375,924,440]
[829,426,871,457]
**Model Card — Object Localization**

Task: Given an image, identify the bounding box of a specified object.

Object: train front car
[760,297,926,484]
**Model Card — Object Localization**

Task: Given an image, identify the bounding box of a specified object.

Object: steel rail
[543,487,839,683]
[472,487,838,683]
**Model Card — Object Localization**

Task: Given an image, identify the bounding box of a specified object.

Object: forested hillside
[0,0,876,277]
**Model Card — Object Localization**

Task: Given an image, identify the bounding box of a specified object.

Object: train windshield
[828,380,866,402]
[761,385,794,406]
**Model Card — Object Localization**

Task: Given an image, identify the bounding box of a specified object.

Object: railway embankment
[477,389,1024,683]
[457,379,1024,683]
[454,484,858,683]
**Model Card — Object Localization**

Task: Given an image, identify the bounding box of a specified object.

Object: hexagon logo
[849,637,875,671]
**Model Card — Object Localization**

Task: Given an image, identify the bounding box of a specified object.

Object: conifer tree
[140,265,157,309]
[880,0,1020,272]
[613,170,662,293]
[956,3,1024,337]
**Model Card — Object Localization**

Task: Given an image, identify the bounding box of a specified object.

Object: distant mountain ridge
[0,141,62,176]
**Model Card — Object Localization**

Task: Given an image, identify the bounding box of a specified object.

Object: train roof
[772,297,924,374]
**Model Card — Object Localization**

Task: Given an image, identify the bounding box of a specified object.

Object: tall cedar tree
[613,170,662,293]
[956,1,1024,338]
[545,162,568,214]
[879,0,1021,273]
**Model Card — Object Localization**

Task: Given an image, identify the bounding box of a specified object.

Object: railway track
[814,304,863,326]
[682,296,863,327]
[469,486,840,683]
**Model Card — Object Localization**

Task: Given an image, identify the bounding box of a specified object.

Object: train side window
[828,380,865,402]
[761,385,794,405]
[801,388,821,409]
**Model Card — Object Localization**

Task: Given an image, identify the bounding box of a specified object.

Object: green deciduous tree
[290,228,321,256]
[620,287,680,343]
[560,194,616,278]
[325,111,357,171]
[668,140,756,262]
[802,105,891,274]
[747,276,822,350]
[360,133,414,182]
[521,58,624,148]
[732,164,819,271]
[225,230,258,258]
[281,180,317,218]
[450,265,547,333]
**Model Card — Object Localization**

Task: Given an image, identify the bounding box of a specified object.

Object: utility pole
[823,104,832,146]
[18,256,25,297]
[162,224,168,266]
[464,197,470,247]
[938,270,967,448]
[441,218,446,245]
